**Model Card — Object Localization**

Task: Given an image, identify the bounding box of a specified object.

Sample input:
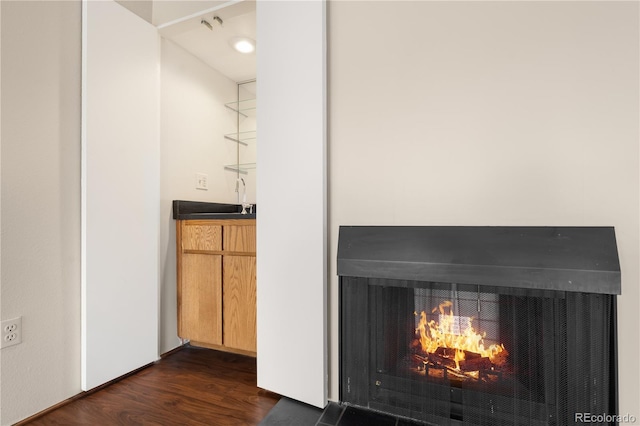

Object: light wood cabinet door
[224,224,256,252]
[223,255,257,352]
[179,253,223,345]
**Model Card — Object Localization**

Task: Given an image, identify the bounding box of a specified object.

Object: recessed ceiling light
[230,37,255,54]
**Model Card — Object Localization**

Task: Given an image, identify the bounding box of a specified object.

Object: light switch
[196,173,208,190]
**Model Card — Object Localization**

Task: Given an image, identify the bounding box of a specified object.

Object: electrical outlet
[196,173,208,190]
[1,317,22,349]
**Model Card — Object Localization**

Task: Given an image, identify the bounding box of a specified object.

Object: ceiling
[117,0,256,83]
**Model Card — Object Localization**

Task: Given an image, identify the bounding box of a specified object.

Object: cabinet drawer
[181,223,222,251]
[224,225,256,253]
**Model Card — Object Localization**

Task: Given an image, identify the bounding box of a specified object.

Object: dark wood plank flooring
[23,345,280,426]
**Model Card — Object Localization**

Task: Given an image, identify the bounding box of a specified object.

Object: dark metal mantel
[337,226,621,295]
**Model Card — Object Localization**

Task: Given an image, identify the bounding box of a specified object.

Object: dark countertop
[173,200,256,220]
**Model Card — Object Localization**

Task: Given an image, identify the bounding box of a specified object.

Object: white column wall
[256,0,327,408]
[82,0,160,390]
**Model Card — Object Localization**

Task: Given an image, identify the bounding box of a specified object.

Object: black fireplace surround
[337,226,620,426]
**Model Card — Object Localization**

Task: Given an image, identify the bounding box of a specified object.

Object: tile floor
[259,398,426,426]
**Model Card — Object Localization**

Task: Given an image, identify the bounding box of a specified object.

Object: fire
[414,301,505,367]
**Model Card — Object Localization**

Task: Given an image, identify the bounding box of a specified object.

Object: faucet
[236,178,253,214]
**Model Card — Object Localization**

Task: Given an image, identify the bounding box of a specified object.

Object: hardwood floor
[22,345,280,426]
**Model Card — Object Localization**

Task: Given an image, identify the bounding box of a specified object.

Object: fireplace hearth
[337,227,620,426]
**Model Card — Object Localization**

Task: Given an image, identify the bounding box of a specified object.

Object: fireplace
[337,227,620,426]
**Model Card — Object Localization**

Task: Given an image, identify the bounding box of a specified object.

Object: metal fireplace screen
[340,277,617,425]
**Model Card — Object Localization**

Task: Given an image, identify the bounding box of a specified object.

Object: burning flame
[415,300,505,368]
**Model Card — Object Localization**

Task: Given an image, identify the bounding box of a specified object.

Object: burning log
[434,347,481,360]
[491,348,509,368]
[411,303,511,383]
[459,356,492,372]
[434,347,456,358]
[413,353,428,364]
[427,352,457,370]
[412,353,428,370]
[414,350,456,370]
[414,305,508,368]
[463,350,481,360]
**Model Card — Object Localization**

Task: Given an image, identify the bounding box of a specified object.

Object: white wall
[159,38,247,353]
[0,1,81,424]
[328,0,639,420]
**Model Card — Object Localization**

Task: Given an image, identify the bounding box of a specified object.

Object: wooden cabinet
[177,219,257,355]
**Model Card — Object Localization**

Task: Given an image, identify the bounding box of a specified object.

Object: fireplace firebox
[338,227,620,426]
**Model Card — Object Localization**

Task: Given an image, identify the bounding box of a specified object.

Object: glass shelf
[224,98,256,117]
[224,163,256,175]
[224,130,256,146]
